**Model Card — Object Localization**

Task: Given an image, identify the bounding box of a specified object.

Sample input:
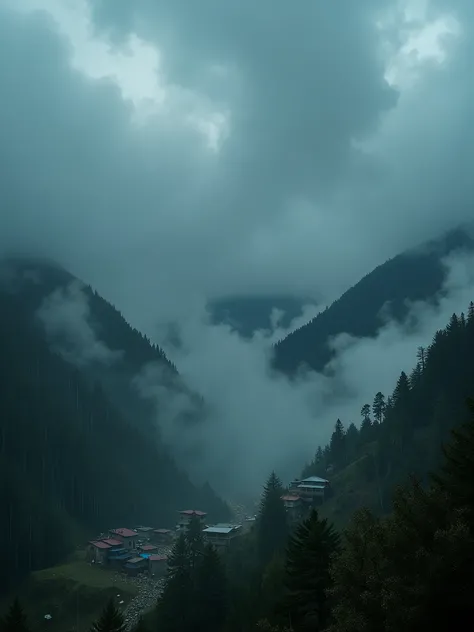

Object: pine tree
[194,543,227,632]
[432,398,474,527]
[283,510,340,631]
[186,514,204,576]
[257,472,288,567]
[156,533,194,632]
[315,446,323,463]
[345,423,359,463]
[90,599,125,632]
[328,509,386,632]
[329,419,346,467]
[360,404,371,422]
[393,372,410,408]
[416,346,426,371]
[0,599,31,632]
[167,532,190,578]
[372,392,385,424]
[468,301,474,323]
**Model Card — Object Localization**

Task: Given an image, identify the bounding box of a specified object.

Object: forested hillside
[0,260,229,595]
[138,301,474,632]
[273,227,474,375]
[1,258,205,432]
[303,301,474,526]
[208,295,310,337]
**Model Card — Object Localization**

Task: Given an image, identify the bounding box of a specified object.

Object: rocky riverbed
[120,574,165,630]
[115,544,173,630]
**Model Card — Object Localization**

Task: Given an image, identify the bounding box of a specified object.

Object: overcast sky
[1,0,474,498]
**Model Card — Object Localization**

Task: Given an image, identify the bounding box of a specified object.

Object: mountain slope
[2,258,206,431]
[304,301,474,527]
[0,259,229,595]
[208,295,313,337]
[273,227,474,375]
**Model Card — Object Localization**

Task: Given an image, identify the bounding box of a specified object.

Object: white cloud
[1,0,474,498]
[147,253,474,498]
[37,281,124,367]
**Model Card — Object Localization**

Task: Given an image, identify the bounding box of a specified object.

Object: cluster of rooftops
[88,478,330,566]
[89,527,169,564]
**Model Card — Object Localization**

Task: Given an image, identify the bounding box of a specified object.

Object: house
[139,544,158,554]
[135,526,154,541]
[177,510,207,532]
[281,494,303,523]
[124,556,147,576]
[153,528,174,544]
[110,528,138,549]
[202,524,242,550]
[149,555,168,577]
[107,546,132,568]
[289,476,330,505]
[101,538,122,547]
[87,540,111,564]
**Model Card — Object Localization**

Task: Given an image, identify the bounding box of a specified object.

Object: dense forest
[0,260,229,595]
[100,398,473,632]
[303,300,474,526]
[273,227,474,375]
[118,300,474,632]
[2,255,474,630]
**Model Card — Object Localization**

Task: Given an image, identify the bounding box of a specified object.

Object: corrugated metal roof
[154,529,172,534]
[149,555,168,562]
[89,540,111,549]
[179,509,207,516]
[140,544,157,551]
[301,476,329,484]
[127,557,145,565]
[203,526,235,534]
[281,495,301,502]
[102,538,122,546]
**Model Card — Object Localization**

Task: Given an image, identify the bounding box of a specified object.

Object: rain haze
[1,0,474,499]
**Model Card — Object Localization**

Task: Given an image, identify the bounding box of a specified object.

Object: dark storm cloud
[1,0,404,331]
[2,0,474,495]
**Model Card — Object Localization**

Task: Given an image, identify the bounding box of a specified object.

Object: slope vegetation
[0,259,229,594]
[274,227,474,375]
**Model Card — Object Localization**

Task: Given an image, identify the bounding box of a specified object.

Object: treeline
[7,408,474,632]
[0,282,229,595]
[150,405,474,631]
[0,597,146,632]
[303,302,474,518]
[273,227,474,374]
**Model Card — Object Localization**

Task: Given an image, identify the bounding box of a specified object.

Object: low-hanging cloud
[134,252,474,500]
[37,281,124,368]
[1,0,474,499]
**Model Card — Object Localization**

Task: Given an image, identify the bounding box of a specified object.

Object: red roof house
[148,554,168,577]
[110,528,137,549]
[88,540,111,563]
[89,540,111,550]
[140,544,158,552]
[111,528,137,538]
[102,538,122,547]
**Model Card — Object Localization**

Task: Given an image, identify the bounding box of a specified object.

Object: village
[86,475,331,578]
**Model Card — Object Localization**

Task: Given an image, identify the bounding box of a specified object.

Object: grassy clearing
[0,551,138,632]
